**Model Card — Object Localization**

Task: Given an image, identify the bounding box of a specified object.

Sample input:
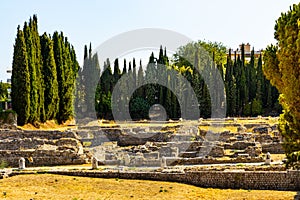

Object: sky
[0,0,299,82]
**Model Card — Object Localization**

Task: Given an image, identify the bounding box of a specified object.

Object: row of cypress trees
[11,15,79,125]
[82,42,280,120]
[225,45,280,117]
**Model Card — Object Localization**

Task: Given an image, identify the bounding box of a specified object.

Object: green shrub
[0,160,8,169]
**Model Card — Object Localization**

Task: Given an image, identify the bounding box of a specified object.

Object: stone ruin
[0,117,284,168]
[0,130,90,167]
[78,118,284,168]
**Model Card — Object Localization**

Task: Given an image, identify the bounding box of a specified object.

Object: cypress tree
[24,21,39,123]
[122,59,127,74]
[137,60,144,97]
[82,43,100,115]
[132,58,137,88]
[40,33,59,120]
[113,58,121,83]
[145,52,157,106]
[248,48,257,102]
[240,44,248,115]
[31,15,45,122]
[52,32,78,123]
[256,54,264,104]
[11,26,31,125]
[96,59,113,119]
[84,45,88,60]
[158,45,165,65]
[225,49,236,116]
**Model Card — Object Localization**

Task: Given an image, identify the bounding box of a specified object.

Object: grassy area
[0,174,296,200]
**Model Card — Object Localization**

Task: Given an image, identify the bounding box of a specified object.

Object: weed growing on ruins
[0,160,8,169]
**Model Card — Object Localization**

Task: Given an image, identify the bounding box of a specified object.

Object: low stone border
[11,169,298,191]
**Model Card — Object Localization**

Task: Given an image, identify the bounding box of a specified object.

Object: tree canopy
[263,3,300,169]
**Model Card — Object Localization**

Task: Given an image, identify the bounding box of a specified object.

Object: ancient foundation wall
[0,130,88,167]
[49,170,300,191]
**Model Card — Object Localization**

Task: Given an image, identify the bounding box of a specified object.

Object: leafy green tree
[11,26,31,125]
[263,3,300,168]
[0,82,9,102]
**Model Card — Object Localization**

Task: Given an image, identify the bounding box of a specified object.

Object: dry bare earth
[0,174,296,200]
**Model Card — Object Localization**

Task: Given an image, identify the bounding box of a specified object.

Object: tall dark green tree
[40,33,59,120]
[136,60,144,97]
[81,43,100,115]
[31,15,45,122]
[145,52,157,106]
[52,32,78,123]
[96,59,113,119]
[11,26,31,125]
[256,54,264,105]
[122,59,127,74]
[132,58,137,88]
[225,49,236,116]
[23,21,40,123]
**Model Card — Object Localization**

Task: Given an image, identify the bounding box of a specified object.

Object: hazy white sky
[0,0,299,81]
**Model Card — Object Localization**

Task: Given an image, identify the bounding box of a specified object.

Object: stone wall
[262,142,285,154]
[48,170,300,191]
[0,111,17,129]
[0,130,79,140]
[0,130,89,167]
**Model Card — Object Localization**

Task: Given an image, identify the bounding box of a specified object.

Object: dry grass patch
[19,120,75,131]
[0,174,296,200]
[199,125,238,133]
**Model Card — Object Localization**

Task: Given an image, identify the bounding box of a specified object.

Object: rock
[245,145,262,157]
[237,125,247,133]
[262,142,284,154]
[253,126,270,134]
[232,141,256,150]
